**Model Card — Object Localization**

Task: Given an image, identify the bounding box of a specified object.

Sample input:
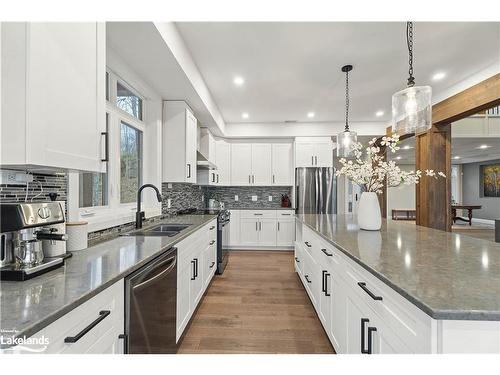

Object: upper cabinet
[271,143,293,185]
[230,143,253,185]
[215,139,231,185]
[251,144,272,185]
[162,101,198,184]
[295,137,333,168]
[1,23,107,172]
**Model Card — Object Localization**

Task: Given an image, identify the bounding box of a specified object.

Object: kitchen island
[0,214,218,351]
[294,214,500,354]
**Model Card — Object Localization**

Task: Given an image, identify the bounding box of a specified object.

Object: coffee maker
[0,202,68,281]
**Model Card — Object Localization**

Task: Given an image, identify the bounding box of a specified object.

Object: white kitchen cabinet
[203,238,217,290]
[295,137,333,168]
[258,218,277,246]
[1,22,107,172]
[251,144,273,185]
[8,280,124,354]
[215,139,231,185]
[272,143,293,185]
[276,218,295,247]
[230,143,253,185]
[162,101,198,183]
[239,218,261,246]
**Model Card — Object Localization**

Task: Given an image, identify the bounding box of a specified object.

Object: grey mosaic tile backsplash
[161,183,206,214]
[0,170,67,203]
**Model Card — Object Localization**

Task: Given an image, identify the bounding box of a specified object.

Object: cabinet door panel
[215,140,231,185]
[185,110,198,183]
[239,218,259,246]
[258,218,277,246]
[27,23,104,172]
[272,143,293,185]
[251,144,272,185]
[176,267,191,341]
[295,143,314,167]
[330,275,347,353]
[230,144,252,185]
[276,219,295,247]
[315,142,333,167]
[228,210,241,246]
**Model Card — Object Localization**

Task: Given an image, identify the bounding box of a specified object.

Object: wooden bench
[392,209,416,221]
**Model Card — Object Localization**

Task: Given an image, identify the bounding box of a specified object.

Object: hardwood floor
[177,250,335,354]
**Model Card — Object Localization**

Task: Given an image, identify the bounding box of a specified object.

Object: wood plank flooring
[177,250,335,354]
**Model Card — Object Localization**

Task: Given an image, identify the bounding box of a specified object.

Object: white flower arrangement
[336,134,446,194]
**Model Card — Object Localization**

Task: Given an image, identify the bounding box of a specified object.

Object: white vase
[357,192,382,231]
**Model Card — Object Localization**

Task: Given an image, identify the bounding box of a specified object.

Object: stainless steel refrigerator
[295,168,337,214]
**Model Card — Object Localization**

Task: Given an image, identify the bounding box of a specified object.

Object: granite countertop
[297,214,500,321]
[0,214,217,347]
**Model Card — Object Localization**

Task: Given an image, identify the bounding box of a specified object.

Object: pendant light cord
[406,21,415,87]
[345,68,350,131]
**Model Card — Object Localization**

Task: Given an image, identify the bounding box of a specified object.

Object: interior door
[258,218,277,246]
[230,144,252,185]
[251,144,272,185]
[272,143,293,185]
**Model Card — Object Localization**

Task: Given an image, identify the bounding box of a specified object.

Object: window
[120,122,142,203]
[79,113,109,208]
[116,81,143,120]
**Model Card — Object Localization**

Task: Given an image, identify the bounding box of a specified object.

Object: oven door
[217,220,230,274]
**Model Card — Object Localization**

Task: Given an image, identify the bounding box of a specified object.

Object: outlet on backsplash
[252,195,258,201]
[167,199,171,208]
[234,195,238,201]
[268,196,272,202]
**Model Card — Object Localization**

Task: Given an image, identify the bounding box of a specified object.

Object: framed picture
[481,164,500,197]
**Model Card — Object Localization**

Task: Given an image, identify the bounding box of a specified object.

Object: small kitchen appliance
[0,202,68,281]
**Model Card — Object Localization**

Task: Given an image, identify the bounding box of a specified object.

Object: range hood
[197,151,217,170]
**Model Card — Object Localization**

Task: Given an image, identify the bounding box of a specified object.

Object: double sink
[122,224,191,237]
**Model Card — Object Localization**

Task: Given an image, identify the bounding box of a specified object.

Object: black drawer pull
[321,248,333,257]
[64,310,110,343]
[304,275,311,283]
[254,213,263,216]
[281,213,292,216]
[322,270,331,296]
[194,258,198,278]
[191,260,196,280]
[361,318,369,353]
[358,282,383,301]
[209,226,215,230]
[210,261,215,268]
[294,257,300,263]
[209,240,215,245]
[304,241,312,248]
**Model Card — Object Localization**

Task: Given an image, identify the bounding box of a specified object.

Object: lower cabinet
[229,210,295,249]
[176,219,217,342]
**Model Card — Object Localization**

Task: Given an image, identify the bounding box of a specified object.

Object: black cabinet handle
[322,270,331,296]
[209,240,215,245]
[358,282,383,301]
[210,261,215,269]
[101,132,109,162]
[281,213,292,216]
[304,241,311,248]
[194,258,198,278]
[367,327,377,354]
[321,248,333,257]
[187,164,191,178]
[361,318,369,354]
[209,226,215,230]
[212,173,215,182]
[295,257,300,263]
[216,174,219,183]
[64,310,110,343]
[191,260,196,280]
[304,275,311,283]
[254,213,263,216]
[278,221,280,231]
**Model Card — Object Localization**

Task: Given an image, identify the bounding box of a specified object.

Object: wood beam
[432,73,500,124]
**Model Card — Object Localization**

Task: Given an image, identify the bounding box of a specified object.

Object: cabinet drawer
[240,210,276,218]
[11,280,124,354]
[277,210,295,217]
[343,260,431,353]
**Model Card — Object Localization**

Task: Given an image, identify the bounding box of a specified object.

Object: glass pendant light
[337,64,357,158]
[392,22,432,135]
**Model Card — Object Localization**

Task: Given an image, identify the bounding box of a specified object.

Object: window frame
[70,69,155,232]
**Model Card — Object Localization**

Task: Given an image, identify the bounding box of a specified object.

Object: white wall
[387,164,416,219]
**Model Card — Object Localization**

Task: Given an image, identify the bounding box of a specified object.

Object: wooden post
[415,123,452,231]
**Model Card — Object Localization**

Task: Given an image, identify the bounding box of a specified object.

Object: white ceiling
[175,22,500,124]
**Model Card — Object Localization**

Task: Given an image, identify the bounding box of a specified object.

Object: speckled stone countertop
[297,214,500,321]
[228,207,295,210]
[0,214,217,347]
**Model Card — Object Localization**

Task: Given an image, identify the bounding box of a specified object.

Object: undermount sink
[122,223,192,237]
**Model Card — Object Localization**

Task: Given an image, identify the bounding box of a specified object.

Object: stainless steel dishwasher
[124,247,177,353]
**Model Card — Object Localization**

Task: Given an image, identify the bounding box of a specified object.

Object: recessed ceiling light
[241,112,249,119]
[454,156,460,159]
[233,76,245,86]
[432,72,446,81]
[307,112,315,118]
[478,144,490,149]
[375,110,384,117]
[402,145,413,150]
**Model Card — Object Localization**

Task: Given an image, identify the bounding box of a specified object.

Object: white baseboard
[471,218,495,226]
